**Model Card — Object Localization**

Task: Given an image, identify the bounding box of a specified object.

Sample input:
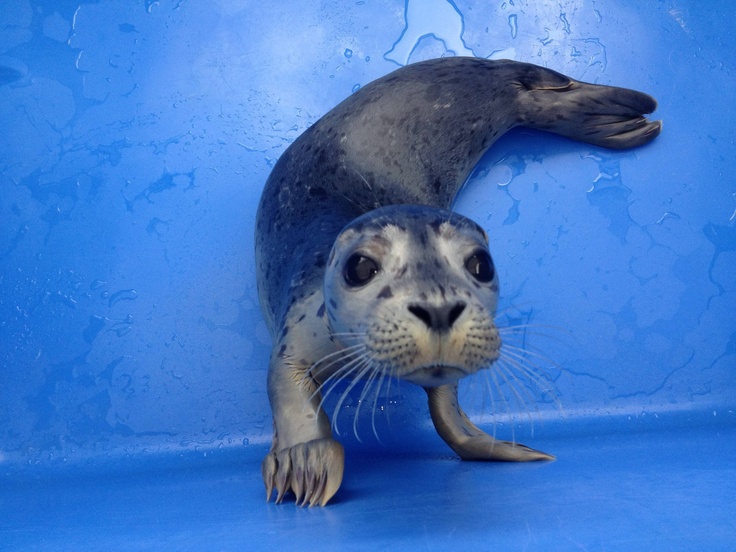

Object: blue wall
[1,0,734,475]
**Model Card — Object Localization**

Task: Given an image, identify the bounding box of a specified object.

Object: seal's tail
[514,63,662,149]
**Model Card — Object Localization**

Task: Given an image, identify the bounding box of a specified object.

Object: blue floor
[2,417,735,551]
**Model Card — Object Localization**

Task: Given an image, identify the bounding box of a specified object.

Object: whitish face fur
[323,206,500,387]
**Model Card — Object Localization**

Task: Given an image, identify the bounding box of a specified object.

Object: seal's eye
[465,250,495,283]
[344,254,379,287]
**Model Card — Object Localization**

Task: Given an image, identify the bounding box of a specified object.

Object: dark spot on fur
[430,219,444,234]
[377,285,393,299]
[317,303,326,318]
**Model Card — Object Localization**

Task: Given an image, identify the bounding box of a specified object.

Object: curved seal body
[255,57,661,506]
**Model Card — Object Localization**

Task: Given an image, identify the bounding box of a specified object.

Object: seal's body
[255,57,660,506]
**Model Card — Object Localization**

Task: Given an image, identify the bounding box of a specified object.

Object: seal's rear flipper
[514,62,662,150]
[426,383,554,462]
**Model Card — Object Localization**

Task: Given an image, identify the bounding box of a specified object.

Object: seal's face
[323,205,500,387]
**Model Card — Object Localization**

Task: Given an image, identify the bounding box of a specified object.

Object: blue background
[1,0,734,550]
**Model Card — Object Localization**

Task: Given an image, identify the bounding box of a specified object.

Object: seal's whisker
[494,301,538,314]
[498,322,567,332]
[491,362,526,442]
[308,343,365,375]
[371,369,388,445]
[303,344,366,387]
[477,367,501,441]
[353,363,381,442]
[325,358,373,432]
[383,364,398,436]
[498,358,541,412]
[499,329,573,351]
[498,323,576,351]
[316,352,369,398]
[332,360,374,437]
[500,342,560,370]
[487,367,517,443]
[496,358,541,418]
[498,353,563,411]
[312,352,370,408]
[499,348,561,390]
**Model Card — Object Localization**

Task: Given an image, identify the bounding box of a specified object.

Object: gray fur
[255,57,660,506]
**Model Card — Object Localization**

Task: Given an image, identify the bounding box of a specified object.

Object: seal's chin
[402,364,469,387]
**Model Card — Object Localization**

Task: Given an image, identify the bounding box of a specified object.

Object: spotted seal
[255,57,661,506]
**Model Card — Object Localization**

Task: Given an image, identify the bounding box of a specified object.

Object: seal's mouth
[402,364,468,386]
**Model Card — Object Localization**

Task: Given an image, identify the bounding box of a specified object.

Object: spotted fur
[255,57,661,507]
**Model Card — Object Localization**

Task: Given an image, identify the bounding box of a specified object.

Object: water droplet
[108,289,138,307]
[559,12,571,34]
[344,48,353,58]
[538,30,553,46]
[352,83,361,93]
[90,279,107,290]
[384,0,474,65]
[508,14,518,39]
[655,212,681,225]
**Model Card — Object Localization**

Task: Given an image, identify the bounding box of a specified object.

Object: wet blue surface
[1,0,735,550]
[2,421,735,551]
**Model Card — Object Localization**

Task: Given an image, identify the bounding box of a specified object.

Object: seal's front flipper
[425,383,554,462]
[514,62,662,150]
[263,350,344,506]
[262,437,345,507]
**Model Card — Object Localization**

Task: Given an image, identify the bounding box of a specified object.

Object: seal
[255,57,661,506]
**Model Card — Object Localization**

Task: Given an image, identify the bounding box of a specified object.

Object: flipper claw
[262,437,345,507]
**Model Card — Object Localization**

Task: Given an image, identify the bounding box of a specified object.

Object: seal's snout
[408,301,466,331]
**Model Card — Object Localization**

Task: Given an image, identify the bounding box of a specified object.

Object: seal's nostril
[408,305,433,328]
[448,302,466,327]
[408,302,466,330]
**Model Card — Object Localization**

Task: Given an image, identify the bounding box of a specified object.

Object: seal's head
[323,205,500,387]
